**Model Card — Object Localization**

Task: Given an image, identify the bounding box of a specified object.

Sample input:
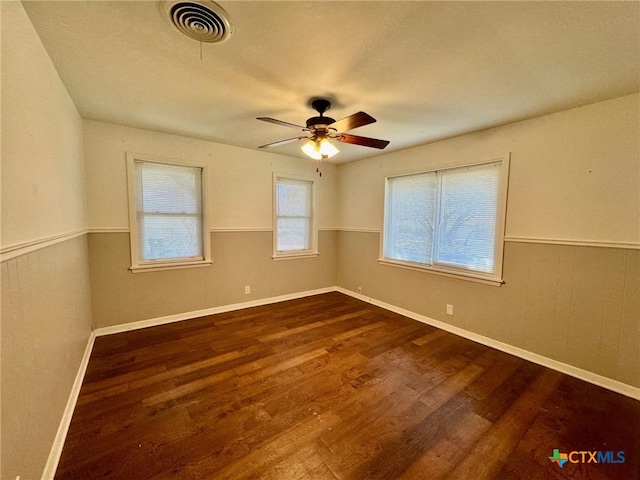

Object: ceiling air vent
[162,1,233,44]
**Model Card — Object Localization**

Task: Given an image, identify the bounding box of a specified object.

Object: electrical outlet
[244,286,251,295]
[446,304,453,315]
[357,286,362,293]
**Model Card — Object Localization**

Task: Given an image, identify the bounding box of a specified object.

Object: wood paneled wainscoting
[55,292,639,480]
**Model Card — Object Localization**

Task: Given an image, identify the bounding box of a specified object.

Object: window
[273,175,318,258]
[382,156,509,284]
[127,153,210,272]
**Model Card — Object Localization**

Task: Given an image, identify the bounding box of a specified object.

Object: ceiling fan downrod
[306,99,336,131]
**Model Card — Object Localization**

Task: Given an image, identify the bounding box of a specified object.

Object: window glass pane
[139,215,202,260]
[134,160,204,262]
[276,218,309,251]
[275,178,313,253]
[385,173,436,263]
[277,179,311,217]
[136,162,201,215]
[434,163,500,273]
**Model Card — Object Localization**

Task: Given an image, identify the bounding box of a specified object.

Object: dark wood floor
[56,292,639,480]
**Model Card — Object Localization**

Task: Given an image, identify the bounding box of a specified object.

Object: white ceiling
[22,0,640,163]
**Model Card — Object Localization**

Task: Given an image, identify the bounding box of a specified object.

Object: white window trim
[126,152,211,273]
[272,173,319,260]
[379,153,510,286]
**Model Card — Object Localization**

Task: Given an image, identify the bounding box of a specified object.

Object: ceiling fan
[257,99,390,163]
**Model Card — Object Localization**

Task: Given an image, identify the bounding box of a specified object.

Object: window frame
[272,173,319,260]
[126,152,211,273]
[380,154,510,286]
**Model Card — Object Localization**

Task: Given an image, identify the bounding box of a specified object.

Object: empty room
[1,1,639,479]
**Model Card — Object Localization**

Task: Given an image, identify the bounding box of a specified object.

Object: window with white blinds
[383,159,508,283]
[127,154,210,271]
[273,176,317,258]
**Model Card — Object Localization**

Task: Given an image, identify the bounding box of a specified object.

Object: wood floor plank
[447,369,563,480]
[397,410,493,480]
[55,292,640,480]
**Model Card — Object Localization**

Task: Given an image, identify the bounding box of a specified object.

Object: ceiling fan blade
[258,136,307,148]
[337,133,390,149]
[329,111,376,133]
[257,117,307,130]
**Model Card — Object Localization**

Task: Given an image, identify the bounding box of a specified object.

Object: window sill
[130,260,212,273]
[272,251,319,261]
[377,258,504,286]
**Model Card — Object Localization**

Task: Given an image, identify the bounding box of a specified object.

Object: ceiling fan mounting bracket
[311,99,331,115]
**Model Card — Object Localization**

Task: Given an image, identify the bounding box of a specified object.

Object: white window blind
[134,160,204,262]
[385,173,436,264]
[275,177,314,254]
[384,161,503,277]
[434,163,500,273]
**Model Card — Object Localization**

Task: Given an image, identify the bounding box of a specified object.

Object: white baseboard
[96,284,640,400]
[41,332,96,480]
[336,287,640,401]
[94,287,337,337]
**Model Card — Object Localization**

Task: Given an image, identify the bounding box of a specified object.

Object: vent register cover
[161,0,233,43]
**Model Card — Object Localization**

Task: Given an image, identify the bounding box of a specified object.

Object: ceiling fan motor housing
[306,116,336,131]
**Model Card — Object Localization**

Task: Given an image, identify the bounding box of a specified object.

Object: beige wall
[1,238,92,479]
[338,232,639,388]
[83,119,339,230]
[89,231,336,328]
[83,120,339,328]
[1,3,87,248]
[338,94,640,245]
[336,94,640,389]
[0,2,93,479]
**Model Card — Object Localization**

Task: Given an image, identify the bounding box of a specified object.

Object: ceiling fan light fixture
[319,137,339,158]
[301,137,339,160]
[301,139,322,160]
